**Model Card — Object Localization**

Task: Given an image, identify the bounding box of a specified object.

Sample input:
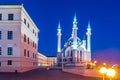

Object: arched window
[67,51,69,57]
[80,51,82,61]
[27,37,29,44]
[71,51,73,57]
[24,34,26,42]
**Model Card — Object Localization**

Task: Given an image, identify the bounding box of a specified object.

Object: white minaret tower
[72,13,78,49]
[71,13,78,63]
[57,22,62,65]
[86,21,91,61]
[57,22,62,53]
[82,38,86,51]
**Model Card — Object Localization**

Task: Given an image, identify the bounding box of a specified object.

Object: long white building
[0,4,39,72]
[38,52,57,67]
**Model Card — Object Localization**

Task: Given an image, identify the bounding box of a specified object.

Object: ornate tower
[57,22,62,52]
[82,39,86,51]
[57,22,62,65]
[71,13,79,63]
[72,13,78,49]
[86,21,91,61]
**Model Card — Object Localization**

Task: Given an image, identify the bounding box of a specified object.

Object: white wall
[0,6,22,72]
[0,5,39,72]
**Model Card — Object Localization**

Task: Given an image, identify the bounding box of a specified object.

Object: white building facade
[47,56,57,66]
[38,52,48,66]
[0,5,39,72]
[38,53,57,67]
[57,14,91,66]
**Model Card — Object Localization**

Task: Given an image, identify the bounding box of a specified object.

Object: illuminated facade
[0,5,39,72]
[38,53,57,67]
[38,52,48,66]
[57,14,91,65]
[47,56,57,66]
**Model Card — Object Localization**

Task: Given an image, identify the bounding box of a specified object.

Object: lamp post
[100,67,107,80]
[106,68,116,80]
[62,52,63,70]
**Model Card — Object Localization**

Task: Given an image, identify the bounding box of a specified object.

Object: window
[8,60,12,65]
[27,23,30,28]
[8,14,14,20]
[24,34,26,42]
[24,49,26,56]
[27,37,29,44]
[0,47,1,55]
[27,51,29,57]
[35,54,36,59]
[0,14,2,20]
[8,47,13,55]
[80,51,82,61]
[33,29,34,34]
[35,43,36,49]
[33,53,34,58]
[33,42,34,47]
[24,18,26,24]
[0,31,1,40]
[0,62,1,67]
[8,31,13,40]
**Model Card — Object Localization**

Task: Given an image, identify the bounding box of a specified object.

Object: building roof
[47,56,56,57]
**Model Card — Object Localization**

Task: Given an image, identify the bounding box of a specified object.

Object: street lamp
[62,52,63,70]
[103,62,106,66]
[94,60,97,64]
[100,67,107,80]
[106,68,116,80]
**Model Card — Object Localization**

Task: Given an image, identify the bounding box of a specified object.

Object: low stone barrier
[62,68,101,77]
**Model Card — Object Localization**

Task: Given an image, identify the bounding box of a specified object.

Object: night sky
[0,0,120,60]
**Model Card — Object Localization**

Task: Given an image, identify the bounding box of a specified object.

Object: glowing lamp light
[94,60,97,64]
[100,67,107,80]
[106,68,116,78]
[103,62,106,66]
[100,67,107,74]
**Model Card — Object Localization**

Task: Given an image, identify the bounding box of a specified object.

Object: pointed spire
[73,12,77,22]
[88,20,91,28]
[58,21,61,29]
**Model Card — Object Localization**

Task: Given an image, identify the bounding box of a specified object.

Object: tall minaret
[86,21,91,61]
[72,13,78,49]
[82,36,86,50]
[57,22,62,53]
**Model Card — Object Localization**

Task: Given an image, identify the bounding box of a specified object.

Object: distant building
[0,4,39,72]
[38,52,48,66]
[57,14,91,66]
[47,56,57,66]
[38,53,57,67]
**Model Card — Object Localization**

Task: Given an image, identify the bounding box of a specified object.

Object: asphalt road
[0,68,103,80]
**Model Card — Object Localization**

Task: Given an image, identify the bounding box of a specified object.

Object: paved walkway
[0,68,103,80]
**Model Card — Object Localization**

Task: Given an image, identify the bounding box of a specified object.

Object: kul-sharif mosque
[57,14,92,66]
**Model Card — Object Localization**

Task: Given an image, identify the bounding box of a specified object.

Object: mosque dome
[63,37,82,49]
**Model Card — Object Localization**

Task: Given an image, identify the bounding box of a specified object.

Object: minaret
[57,22,62,53]
[82,36,86,50]
[86,21,91,61]
[72,13,78,49]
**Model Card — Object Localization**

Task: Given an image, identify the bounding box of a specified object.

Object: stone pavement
[0,68,102,80]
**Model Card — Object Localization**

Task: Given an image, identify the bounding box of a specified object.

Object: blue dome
[68,37,81,43]
[63,37,82,48]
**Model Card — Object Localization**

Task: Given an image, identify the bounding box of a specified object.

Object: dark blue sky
[1,0,120,57]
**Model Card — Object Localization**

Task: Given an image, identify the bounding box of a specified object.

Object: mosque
[57,14,92,66]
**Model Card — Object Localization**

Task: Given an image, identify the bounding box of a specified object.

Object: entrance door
[80,51,82,62]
